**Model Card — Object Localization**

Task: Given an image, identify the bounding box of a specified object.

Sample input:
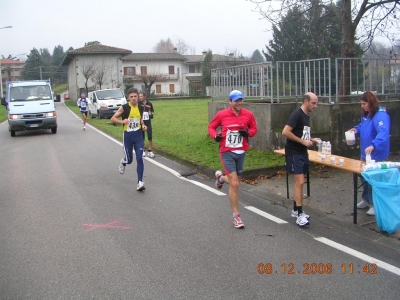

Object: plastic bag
[362,168,400,234]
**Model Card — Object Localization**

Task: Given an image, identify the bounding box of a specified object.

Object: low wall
[208,99,400,158]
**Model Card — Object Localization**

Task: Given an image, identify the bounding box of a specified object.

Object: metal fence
[211,57,400,103]
[210,63,274,101]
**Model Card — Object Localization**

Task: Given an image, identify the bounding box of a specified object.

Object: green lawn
[64,99,285,170]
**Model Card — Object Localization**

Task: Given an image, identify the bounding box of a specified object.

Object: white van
[3,80,58,137]
[88,88,127,119]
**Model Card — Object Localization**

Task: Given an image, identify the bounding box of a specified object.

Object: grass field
[64,99,285,170]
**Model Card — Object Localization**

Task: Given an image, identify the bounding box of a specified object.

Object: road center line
[64,103,225,196]
[315,237,400,276]
[245,206,288,224]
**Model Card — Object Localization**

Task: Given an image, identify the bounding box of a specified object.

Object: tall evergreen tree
[22,48,42,80]
[201,51,213,96]
[250,50,265,63]
[52,45,67,83]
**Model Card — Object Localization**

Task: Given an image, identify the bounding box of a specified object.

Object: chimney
[202,51,207,56]
[173,47,177,53]
[229,53,234,57]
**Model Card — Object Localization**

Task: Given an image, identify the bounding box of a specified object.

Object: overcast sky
[0,0,273,60]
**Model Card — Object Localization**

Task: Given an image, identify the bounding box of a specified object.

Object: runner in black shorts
[77,92,90,130]
[139,92,155,158]
[282,92,321,227]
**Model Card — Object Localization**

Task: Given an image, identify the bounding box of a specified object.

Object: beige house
[62,44,132,101]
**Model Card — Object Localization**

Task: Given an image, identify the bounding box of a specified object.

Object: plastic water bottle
[322,141,327,155]
[326,141,331,156]
[317,141,322,156]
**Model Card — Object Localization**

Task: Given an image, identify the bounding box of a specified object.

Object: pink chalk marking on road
[83,220,130,232]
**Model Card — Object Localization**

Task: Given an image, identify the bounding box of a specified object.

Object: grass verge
[64,99,285,171]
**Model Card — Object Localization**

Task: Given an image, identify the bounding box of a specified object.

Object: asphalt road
[0,102,399,300]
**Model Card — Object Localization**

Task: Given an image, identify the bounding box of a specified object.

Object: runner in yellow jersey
[111,88,147,191]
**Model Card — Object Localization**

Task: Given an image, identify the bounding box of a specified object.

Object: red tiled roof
[68,44,132,54]
[1,59,24,65]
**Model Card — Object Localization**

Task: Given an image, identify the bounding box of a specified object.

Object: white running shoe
[291,210,310,220]
[357,200,369,209]
[366,207,375,216]
[119,159,125,174]
[296,213,310,227]
[137,181,145,191]
[215,170,224,189]
[142,151,146,157]
[83,125,86,130]
[147,151,155,158]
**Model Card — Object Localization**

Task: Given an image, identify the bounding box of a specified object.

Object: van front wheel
[10,129,16,137]
[97,110,102,119]
[51,127,57,134]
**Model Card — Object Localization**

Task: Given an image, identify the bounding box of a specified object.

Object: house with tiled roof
[122,52,188,96]
[1,58,25,83]
[62,44,132,100]
[122,51,250,96]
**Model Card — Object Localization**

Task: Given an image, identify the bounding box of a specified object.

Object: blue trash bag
[362,168,400,234]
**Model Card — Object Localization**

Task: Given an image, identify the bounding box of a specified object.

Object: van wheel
[10,129,16,137]
[97,110,102,119]
[51,127,57,134]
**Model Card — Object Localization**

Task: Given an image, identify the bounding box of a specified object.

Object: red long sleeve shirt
[208,107,258,153]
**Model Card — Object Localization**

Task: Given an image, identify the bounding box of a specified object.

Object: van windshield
[10,85,52,101]
[96,89,124,100]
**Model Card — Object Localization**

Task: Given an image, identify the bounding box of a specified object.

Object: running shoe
[83,125,86,130]
[366,207,375,216]
[119,159,125,174]
[137,181,145,191]
[296,213,310,227]
[147,151,155,158]
[357,200,369,209]
[143,151,146,157]
[291,210,310,220]
[233,214,245,229]
[215,170,224,189]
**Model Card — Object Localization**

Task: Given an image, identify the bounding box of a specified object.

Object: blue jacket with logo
[354,106,390,161]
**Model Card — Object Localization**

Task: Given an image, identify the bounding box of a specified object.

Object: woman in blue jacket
[350,91,391,216]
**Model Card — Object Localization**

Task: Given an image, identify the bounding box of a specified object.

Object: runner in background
[77,92,90,130]
[139,91,155,158]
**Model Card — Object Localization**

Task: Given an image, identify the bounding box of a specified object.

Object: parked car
[63,93,70,100]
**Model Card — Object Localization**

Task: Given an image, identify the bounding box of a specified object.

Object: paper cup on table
[330,156,336,164]
[339,158,344,166]
[321,154,326,162]
[345,131,356,145]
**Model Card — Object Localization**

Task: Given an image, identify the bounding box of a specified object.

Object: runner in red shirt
[208,90,258,228]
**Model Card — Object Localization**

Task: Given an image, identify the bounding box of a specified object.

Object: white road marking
[245,206,288,224]
[64,103,225,196]
[315,237,400,276]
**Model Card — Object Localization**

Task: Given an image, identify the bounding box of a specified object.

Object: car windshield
[96,89,124,100]
[10,85,52,101]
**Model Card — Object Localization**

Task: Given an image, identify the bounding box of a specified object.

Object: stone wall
[208,99,400,158]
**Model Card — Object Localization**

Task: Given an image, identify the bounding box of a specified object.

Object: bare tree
[249,0,400,99]
[135,66,167,97]
[153,37,193,54]
[153,38,175,53]
[81,61,96,94]
[92,62,110,90]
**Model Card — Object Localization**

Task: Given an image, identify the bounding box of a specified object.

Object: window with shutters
[124,67,136,76]
[169,84,175,93]
[156,84,161,93]
[141,66,147,75]
[189,65,196,73]
[169,66,175,74]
